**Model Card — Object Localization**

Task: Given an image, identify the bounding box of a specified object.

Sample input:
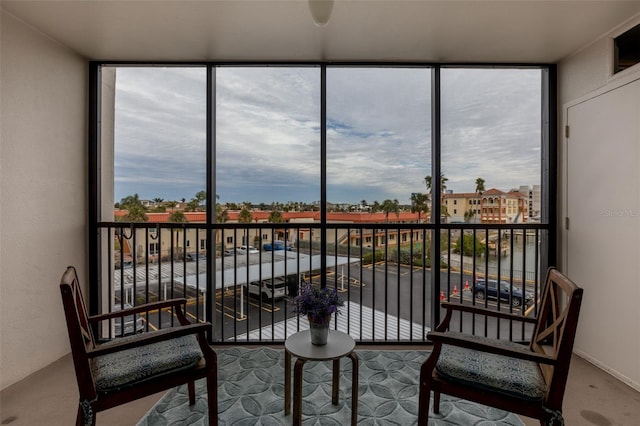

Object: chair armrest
[87,322,211,357]
[428,330,556,365]
[441,301,537,323]
[89,298,188,322]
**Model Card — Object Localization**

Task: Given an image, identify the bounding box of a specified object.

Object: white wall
[559,15,640,391]
[0,11,87,389]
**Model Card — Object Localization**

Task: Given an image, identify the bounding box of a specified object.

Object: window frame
[88,62,557,329]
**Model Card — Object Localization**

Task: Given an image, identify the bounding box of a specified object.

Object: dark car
[473,278,533,307]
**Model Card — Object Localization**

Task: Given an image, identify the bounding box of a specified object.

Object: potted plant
[293,281,344,345]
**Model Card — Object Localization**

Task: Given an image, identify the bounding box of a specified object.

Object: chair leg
[417,371,431,425]
[77,400,96,426]
[206,374,218,426]
[433,391,441,414]
[188,380,196,405]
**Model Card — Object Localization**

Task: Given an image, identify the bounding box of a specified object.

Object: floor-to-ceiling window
[92,63,554,343]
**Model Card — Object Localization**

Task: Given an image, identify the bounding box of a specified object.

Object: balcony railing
[94,222,550,345]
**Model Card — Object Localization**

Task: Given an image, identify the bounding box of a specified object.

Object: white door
[564,76,640,385]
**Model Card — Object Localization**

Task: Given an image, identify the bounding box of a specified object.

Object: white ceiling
[2,0,640,63]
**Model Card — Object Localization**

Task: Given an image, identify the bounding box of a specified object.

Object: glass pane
[326,67,432,220]
[215,67,321,208]
[112,67,207,215]
[441,68,542,224]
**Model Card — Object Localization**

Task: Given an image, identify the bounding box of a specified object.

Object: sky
[112,66,541,206]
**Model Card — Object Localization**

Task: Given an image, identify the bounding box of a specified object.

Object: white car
[247,278,286,301]
[237,245,259,254]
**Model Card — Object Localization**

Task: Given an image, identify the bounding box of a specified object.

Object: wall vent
[614,23,640,74]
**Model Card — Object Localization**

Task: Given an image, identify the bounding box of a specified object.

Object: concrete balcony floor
[1,348,639,425]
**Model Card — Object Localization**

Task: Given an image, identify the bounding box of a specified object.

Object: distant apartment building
[519,184,541,222]
[443,188,529,224]
[442,192,481,223]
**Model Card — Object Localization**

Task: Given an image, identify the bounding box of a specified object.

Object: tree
[216,204,229,223]
[238,208,253,247]
[194,191,207,206]
[153,197,164,204]
[215,204,228,251]
[410,192,429,222]
[454,235,485,257]
[475,177,486,223]
[381,199,400,222]
[238,208,253,223]
[464,209,474,223]
[185,199,199,212]
[117,193,148,222]
[268,210,284,223]
[120,205,148,222]
[425,173,448,221]
[168,210,187,258]
[168,211,187,223]
[370,200,381,214]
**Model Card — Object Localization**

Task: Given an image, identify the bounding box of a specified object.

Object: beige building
[443,188,528,224]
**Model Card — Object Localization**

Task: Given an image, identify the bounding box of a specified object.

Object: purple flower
[293,282,344,324]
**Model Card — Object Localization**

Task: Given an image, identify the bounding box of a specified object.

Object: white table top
[285,330,356,360]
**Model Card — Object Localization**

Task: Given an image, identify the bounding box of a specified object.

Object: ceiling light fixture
[308,0,334,27]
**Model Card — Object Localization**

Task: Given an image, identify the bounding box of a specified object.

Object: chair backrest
[60,266,97,396]
[529,267,583,410]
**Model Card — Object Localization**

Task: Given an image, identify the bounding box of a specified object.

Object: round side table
[284,330,359,425]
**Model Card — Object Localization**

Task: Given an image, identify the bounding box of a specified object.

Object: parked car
[223,249,237,256]
[247,277,287,301]
[473,278,533,307]
[114,259,133,269]
[113,303,145,336]
[236,245,259,254]
[186,252,206,262]
[263,241,292,251]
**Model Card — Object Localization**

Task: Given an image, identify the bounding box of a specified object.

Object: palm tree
[168,211,187,223]
[410,192,429,222]
[425,173,448,221]
[215,204,229,252]
[475,177,486,223]
[194,191,207,210]
[380,199,400,222]
[117,193,148,222]
[268,210,284,223]
[168,211,188,258]
[238,208,252,223]
[238,208,253,246]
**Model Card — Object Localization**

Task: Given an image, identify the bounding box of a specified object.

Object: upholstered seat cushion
[435,332,547,401]
[92,334,203,392]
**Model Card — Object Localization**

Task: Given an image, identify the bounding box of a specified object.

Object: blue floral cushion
[92,334,203,392]
[435,332,546,401]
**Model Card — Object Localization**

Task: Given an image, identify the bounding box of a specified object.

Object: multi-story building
[480,188,528,224]
[442,192,482,223]
[443,188,529,224]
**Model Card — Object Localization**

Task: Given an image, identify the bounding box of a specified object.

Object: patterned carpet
[138,347,525,425]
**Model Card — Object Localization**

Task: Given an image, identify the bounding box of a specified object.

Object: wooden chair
[59,266,218,426]
[418,267,583,426]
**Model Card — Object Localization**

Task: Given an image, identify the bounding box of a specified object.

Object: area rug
[137,347,525,425]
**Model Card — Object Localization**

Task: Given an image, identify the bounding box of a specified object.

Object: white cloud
[113,66,542,204]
